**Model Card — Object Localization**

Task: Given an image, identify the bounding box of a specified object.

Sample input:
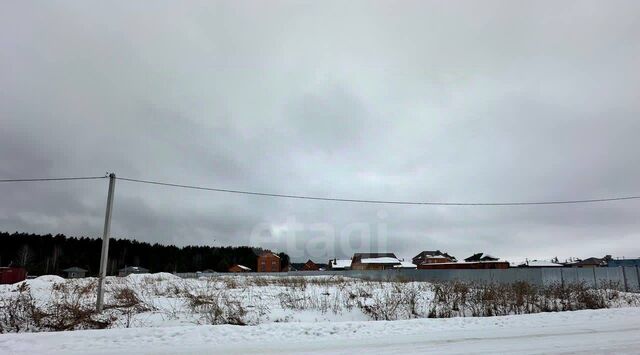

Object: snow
[3,273,640,354]
[34,275,65,283]
[329,259,352,269]
[17,275,66,290]
[2,307,640,354]
[394,261,417,269]
[360,257,400,264]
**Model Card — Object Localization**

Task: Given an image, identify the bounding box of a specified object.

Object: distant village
[2,249,639,282]
[225,250,639,275]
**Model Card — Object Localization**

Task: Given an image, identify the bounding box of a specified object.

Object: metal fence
[177,267,640,292]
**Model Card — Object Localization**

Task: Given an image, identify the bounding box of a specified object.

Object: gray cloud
[1,0,639,263]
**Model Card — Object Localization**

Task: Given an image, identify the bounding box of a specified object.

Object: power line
[2,174,639,206]
[0,175,108,183]
[117,176,640,206]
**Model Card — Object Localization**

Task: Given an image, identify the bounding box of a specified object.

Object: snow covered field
[2,273,640,353]
[2,307,640,354]
[2,273,639,331]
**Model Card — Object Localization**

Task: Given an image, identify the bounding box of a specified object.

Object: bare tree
[16,245,32,267]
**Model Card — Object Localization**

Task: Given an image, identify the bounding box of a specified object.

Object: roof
[63,267,87,272]
[329,259,352,269]
[361,257,401,264]
[414,250,457,261]
[259,251,280,258]
[352,253,397,262]
[291,261,327,270]
[464,253,500,262]
[394,261,417,269]
[228,264,251,272]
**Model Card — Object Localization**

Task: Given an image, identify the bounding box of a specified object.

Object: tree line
[0,231,290,276]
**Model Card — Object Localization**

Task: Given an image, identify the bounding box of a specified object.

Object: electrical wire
[117,176,640,206]
[2,174,639,206]
[0,176,108,183]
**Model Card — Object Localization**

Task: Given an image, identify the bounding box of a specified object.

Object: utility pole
[96,173,116,312]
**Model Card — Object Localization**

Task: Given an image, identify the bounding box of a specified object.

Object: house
[464,253,499,262]
[118,266,149,276]
[517,260,563,268]
[228,264,251,273]
[302,259,320,271]
[63,266,87,278]
[350,253,401,270]
[412,250,457,265]
[289,263,307,271]
[290,261,327,271]
[0,267,27,284]
[257,251,281,272]
[327,259,352,270]
[419,252,509,270]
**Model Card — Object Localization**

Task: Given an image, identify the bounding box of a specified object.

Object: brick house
[257,252,281,272]
[302,259,319,271]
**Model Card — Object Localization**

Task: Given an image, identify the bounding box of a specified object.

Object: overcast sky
[1,1,639,263]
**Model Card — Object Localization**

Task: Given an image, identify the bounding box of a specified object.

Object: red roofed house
[228,264,252,273]
[302,259,319,271]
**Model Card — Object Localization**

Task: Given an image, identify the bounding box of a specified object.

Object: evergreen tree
[0,231,289,275]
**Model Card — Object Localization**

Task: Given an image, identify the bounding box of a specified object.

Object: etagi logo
[249,211,390,261]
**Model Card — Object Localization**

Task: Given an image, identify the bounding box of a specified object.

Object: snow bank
[16,275,67,290]
[34,275,65,283]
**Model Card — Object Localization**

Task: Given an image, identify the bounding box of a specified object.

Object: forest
[0,231,290,276]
